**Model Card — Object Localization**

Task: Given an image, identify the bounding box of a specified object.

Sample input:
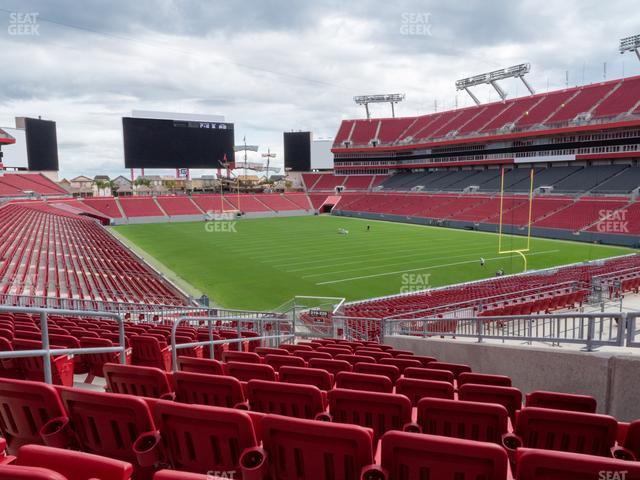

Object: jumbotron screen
[122,117,235,168]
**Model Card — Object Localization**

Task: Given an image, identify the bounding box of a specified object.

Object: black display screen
[25,118,59,171]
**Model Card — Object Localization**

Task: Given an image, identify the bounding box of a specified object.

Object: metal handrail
[0,305,126,384]
[170,315,294,371]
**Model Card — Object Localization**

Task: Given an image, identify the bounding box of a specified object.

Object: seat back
[278,366,333,391]
[257,414,375,480]
[177,356,224,375]
[153,471,208,479]
[264,354,305,372]
[16,444,134,480]
[525,390,597,413]
[379,357,422,373]
[426,361,472,378]
[328,389,411,442]
[58,388,156,462]
[225,362,276,383]
[379,431,509,480]
[353,362,400,383]
[335,371,392,393]
[0,378,65,453]
[103,363,172,399]
[458,372,512,387]
[308,358,352,376]
[222,351,261,364]
[80,337,120,378]
[416,398,509,444]
[334,354,375,366]
[174,371,245,408]
[458,384,523,422]
[153,400,257,474]
[0,465,67,479]
[247,380,324,419]
[254,347,289,357]
[404,367,454,383]
[515,407,617,456]
[396,378,454,406]
[131,335,171,371]
[624,420,640,460]
[516,448,640,480]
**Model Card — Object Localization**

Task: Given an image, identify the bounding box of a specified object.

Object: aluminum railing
[0,305,127,384]
[170,316,295,371]
[383,312,639,351]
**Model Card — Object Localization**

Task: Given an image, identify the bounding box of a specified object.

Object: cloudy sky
[0,0,638,179]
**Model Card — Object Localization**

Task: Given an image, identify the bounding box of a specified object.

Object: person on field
[480,257,485,267]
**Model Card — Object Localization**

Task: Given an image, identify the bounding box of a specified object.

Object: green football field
[113,216,633,310]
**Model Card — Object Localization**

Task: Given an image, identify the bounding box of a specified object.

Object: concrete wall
[386,336,640,421]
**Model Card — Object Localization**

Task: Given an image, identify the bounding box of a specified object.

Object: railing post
[39,311,53,384]
[379,318,386,344]
[619,312,627,347]
[586,317,595,352]
[477,318,484,343]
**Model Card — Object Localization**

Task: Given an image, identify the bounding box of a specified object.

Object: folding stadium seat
[173,371,246,409]
[426,361,472,379]
[516,448,640,479]
[458,372,512,387]
[137,400,258,475]
[413,398,510,444]
[173,335,203,359]
[7,444,133,480]
[396,378,455,406]
[403,366,454,383]
[327,389,412,441]
[624,420,640,460]
[353,349,392,362]
[246,379,325,419]
[222,351,261,364]
[525,390,597,413]
[295,350,332,362]
[335,371,393,393]
[379,357,422,373]
[81,337,129,384]
[10,339,75,386]
[308,358,353,376]
[278,365,334,390]
[254,346,289,357]
[196,332,226,360]
[177,356,224,375]
[396,353,436,367]
[239,414,376,479]
[362,431,510,480]
[264,353,305,371]
[334,353,376,366]
[387,349,415,357]
[131,335,172,371]
[103,363,174,399]
[317,346,352,357]
[458,384,523,422]
[225,362,276,383]
[0,378,66,454]
[353,362,400,383]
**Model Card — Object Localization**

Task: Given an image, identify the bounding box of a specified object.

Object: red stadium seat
[144,400,258,475]
[458,384,523,422]
[308,358,352,376]
[222,351,261,364]
[396,378,455,405]
[335,371,393,393]
[415,398,510,444]
[278,365,334,390]
[103,363,173,399]
[130,335,172,371]
[379,357,422,373]
[396,353,436,367]
[254,347,289,357]
[516,448,640,479]
[264,353,305,371]
[14,444,133,480]
[246,379,325,419]
[0,378,66,454]
[153,472,209,480]
[225,362,276,383]
[353,362,401,383]
[177,356,225,375]
[80,337,129,384]
[425,361,472,378]
[239,414,376,479]
[624,420,640,460]
[328,389,412,441]
[173,371,246,409]
[0,465,68,479]
[295,350,332,362]
[525,390,597,413]
[458,372,512,387]
[334,353,375,366]
[362,431,509,480]
[403,366,454,383]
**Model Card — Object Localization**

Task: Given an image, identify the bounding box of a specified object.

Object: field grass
[113,216,633,310]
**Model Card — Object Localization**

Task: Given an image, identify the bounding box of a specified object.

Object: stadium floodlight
[619,34,640,61]
[354,93,406,119]
[455,63,535,104]
[261,148,276,181]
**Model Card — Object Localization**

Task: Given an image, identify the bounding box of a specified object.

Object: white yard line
[315,250,560,285]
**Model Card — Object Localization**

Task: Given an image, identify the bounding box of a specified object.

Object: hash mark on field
[315,250,560,285]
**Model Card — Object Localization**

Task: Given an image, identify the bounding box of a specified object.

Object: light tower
[354,94,406,119]
[261,148,276,182]
[620,34,640,62]
[456,63,535,105]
